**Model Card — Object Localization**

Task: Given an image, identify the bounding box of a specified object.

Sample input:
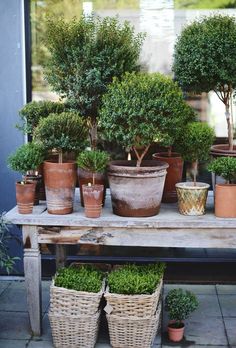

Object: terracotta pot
[152,152,183,203]
[168,323,185,342]
[108,160,168,217]
[16,182,36,214]
[77,168,106,207]
[215,184,236,218]
[176,182,209,216]
[210,144,236,158]
[23,174,42,205]
[37,163,46,201]
[82,184,104,218]
[44,161,76,215]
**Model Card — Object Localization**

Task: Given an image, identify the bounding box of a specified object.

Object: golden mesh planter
[176,182,210,216]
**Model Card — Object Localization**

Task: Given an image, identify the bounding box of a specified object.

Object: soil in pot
[108,160,168,217]
[176,182,210,216]
[168,322,185,342]
[16,182,36,214]
[23,174,42,205]
[152,152,183,203]
[82,184,104,218]
[215,184,236,218]
[44,161,76,215]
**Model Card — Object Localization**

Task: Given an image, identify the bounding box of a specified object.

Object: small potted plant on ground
[34,112,88,214]
[7,142,45,213]
[165,288,198,342]
[208,157,236,217]
[175,122,215,215]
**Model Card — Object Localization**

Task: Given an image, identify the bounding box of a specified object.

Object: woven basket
[104,279,163,318]
[50,279,105,316]
[106,303,161,348]
[49,310,100,348]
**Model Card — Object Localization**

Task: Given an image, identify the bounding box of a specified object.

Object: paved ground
[0,280,236,347]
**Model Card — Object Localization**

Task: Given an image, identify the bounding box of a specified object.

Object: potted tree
[7,142,45,213]
[100,72,195,217]
[175,122,215,216]
[165,288,198,342]
[173,14,236,155]
[44,15,144,149]
[77,150,110,217]
[34,112,88,215]
[208,157,236,218]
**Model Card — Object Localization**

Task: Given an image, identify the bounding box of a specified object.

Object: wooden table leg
[23,225,42,336]
[56,245,66,270]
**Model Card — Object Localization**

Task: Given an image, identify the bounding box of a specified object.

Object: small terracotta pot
[16,182,36,214]
[152,152,183,203]
[168,323,185,342]
[23,174,42,205]
[82,184,104,218]
[215,184,236,218]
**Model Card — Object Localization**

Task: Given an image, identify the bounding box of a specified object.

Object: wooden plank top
[5,190,236,229]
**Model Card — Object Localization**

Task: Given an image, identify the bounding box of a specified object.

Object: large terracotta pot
[152,152,183,203]
[16,182,36,214]
[82,184,104,218]
[210,144,236,157]
[168,323,185,342]
[44,161,76,215]
[108,160,168,217]
[215,184,236,218]
[176,182,209,216]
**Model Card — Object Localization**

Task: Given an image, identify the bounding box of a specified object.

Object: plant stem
[167,146,172,157]
[133,144,150,167]
[92,173,95,186]
[90,120,97,150]
[58,150,63,164]
[192,160,198,186]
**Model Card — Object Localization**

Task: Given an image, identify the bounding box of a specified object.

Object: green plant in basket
[208,157,236,184]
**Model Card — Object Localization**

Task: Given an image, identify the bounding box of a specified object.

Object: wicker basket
[50,279,105,316]
[106,303,161,348]
[104,279,163,318]
[49,310,100,348]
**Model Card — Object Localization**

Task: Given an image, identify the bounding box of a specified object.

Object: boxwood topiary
[208,157,236,184]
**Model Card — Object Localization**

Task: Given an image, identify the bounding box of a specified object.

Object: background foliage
[208,157,236,183]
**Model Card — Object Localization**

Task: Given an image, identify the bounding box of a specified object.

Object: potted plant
[100,72,195,217]
[34,112,88,214]
[208,157,236,217]
[165,288,198,342]
[44,15,144,149]
[175,122,215,216]
[7,142,45,213]
[77,150,110,217]
[173,14,236,155]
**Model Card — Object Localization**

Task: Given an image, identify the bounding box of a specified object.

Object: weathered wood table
[5,190,236,336]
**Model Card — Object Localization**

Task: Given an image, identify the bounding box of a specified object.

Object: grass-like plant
[208,157,236,184]
[54,265,103,293]
[165,288,198,328]
[107,263,165,295]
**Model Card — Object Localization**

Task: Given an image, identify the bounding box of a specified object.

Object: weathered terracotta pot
[108,160,168,217]
[168,323,185,342]
[152,152,183,203]
[215,184,236,218]
[44,161,76,215]
[37,163,46,201]
[176,182,209,216]
[77,168,106,207]
[210,144,236,157]
[16,182,36,214]
[23,174,42,205]
[82,184,104,218]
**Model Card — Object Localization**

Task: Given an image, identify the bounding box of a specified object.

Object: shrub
[100,72,195,166]
[165,288,198,328]
[77,150,110,173]
[54,265,103,293]
[208,157,236,184]
[107,263,165,295]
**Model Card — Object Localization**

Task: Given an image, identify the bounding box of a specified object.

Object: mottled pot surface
[215,184,236,218]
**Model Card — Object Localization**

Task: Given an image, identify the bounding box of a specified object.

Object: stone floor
[0,280,236,347]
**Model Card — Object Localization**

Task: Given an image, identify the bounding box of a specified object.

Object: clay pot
[44,161,77,215]
[108,160,168,217]
[23,174,42,205]
[152,152,183,203]
[168,323,185,342]
[77,168,106,207]
[214,184,236,218]
[82,184,104,218]
[176,182,209,216]
[210,144,236,158]
[16,182,36,214]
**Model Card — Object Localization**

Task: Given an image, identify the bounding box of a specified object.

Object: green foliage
[77,150,110,173]
[54,265,103,293]
[34,112,88,156]
[18,101,65,135]
[44,15,144,120]
[7,142,45,176]
[107,263,165,295]
[175,0,236,9]
[165,288,198,326]
[208,157,236,183]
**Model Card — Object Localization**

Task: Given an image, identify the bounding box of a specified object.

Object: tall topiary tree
[44,15,144,148]
[173,14,236,151]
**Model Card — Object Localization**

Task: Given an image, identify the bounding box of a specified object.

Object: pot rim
[82,184,104,190]
[152,152,182,159]
[168,322,185,330]
[216,183,236,187]
[16,181,35,186]
[44,160,76,166]
[176,182,210,190]
[210,144,236,154]
[108,160,169,171]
